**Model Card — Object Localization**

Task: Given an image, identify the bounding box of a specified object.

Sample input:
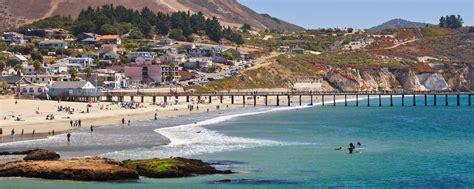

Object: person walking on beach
[122,118,125,125]
[67,133,71,142]
[52,130,55,135]
[70,120,73,127]
[21,129,24,136]
[128,120,131,126]
[11,129,15,136]
[154,113,158,120]
[90,125,94,133]
[32,129,35,136]
[78,119,82,127]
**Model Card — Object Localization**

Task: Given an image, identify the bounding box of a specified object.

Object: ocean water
[0,96,473,188]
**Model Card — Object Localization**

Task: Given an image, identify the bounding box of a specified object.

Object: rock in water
[123,157,234,178]
[0,157,139,181]
[23,149,60,161]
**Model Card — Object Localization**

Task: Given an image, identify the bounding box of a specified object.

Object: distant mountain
[369,19,432,32]
[0,0,304,32]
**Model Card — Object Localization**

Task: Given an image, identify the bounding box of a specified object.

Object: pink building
[108,63,179,84]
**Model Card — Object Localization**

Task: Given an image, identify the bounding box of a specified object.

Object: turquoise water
[1,96,473,188]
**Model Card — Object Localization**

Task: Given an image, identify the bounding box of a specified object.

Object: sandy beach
[1,89,330,142]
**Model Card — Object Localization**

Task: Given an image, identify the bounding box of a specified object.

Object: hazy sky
[238,0,473,29]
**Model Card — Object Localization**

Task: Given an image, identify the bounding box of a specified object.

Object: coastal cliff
[190,57,473,92]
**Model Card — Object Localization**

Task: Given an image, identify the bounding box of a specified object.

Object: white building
[67,57,94,69]
[127,52,153,61]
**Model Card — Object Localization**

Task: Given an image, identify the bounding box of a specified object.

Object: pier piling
[390,95,393,106]
[434,95,437,106]
[243,96,245,106]
[231,96,234,104]
[469,95,472,106]
[367,95,370,107]
[457,95,460,106]
[379,95,381,107]
[254,95,257,107]
[277,95,280,106]
[445,95,448,106]
[287,95,291,106]
[413,94,416,106]
[333,95,336,106]
[344,95,347,106]
[424,94,427,106]
[356,95,358,106]
[322,95,325,106]
[402,95,405,106]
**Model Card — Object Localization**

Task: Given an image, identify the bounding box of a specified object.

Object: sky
[238,0,473,29]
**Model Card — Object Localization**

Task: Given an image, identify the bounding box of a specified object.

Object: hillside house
[127,52,153,61]
[39,40,68,49]
[96,35,121,45]
[2,32,25,45]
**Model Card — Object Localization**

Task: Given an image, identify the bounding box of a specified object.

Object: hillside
[369,19,432,32]
[190,27,474,92]
[0,0,304,32]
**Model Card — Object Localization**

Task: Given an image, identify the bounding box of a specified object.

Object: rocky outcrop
[416,73,449,91]
[123,157,233,178]
[23,149,60,161]
[325,67,401,91]
[0,157,139,181]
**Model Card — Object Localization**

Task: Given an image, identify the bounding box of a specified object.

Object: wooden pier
[61,91,473,107]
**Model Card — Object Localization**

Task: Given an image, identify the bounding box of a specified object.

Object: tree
[221,51,234,60]
[68,68,78,79]
[169,29,186,41]
[83,66,93,77]
[33,60,43,73]
[0,61,4,72]
[31,49,43,62]
[14,64,23,74]
[240,23,252,32]
[439,15,463,29]
[129,27,145,39]
[100,23,120,34]
[439,17,446,28]
[1,81,8,92]
[206,17,223,42]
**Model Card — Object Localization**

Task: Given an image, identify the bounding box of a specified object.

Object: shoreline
[0,94,377,146]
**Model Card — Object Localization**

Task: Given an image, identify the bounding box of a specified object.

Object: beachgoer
[90,125,94,133]
[128,120,131,126]
[21,129,24,136]
[349,142,355,154]
[78,119,81,127]
[122,118,125,125]
[335,146,343,151]
[11,129,15,136]
[70,120,73,127]
[67,133,71,142]
[154,113,158,120]
[357,142,361,147]
[32,129,35,136]
[52,130,55,135]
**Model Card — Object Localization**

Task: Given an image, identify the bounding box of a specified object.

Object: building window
[22,88,27,93]
[38,88,43,93]
[29,88,34,93]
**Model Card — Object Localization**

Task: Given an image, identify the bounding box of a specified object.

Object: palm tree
[83,66,93,77]
[14,64,23,75]
[68,68,78,79]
